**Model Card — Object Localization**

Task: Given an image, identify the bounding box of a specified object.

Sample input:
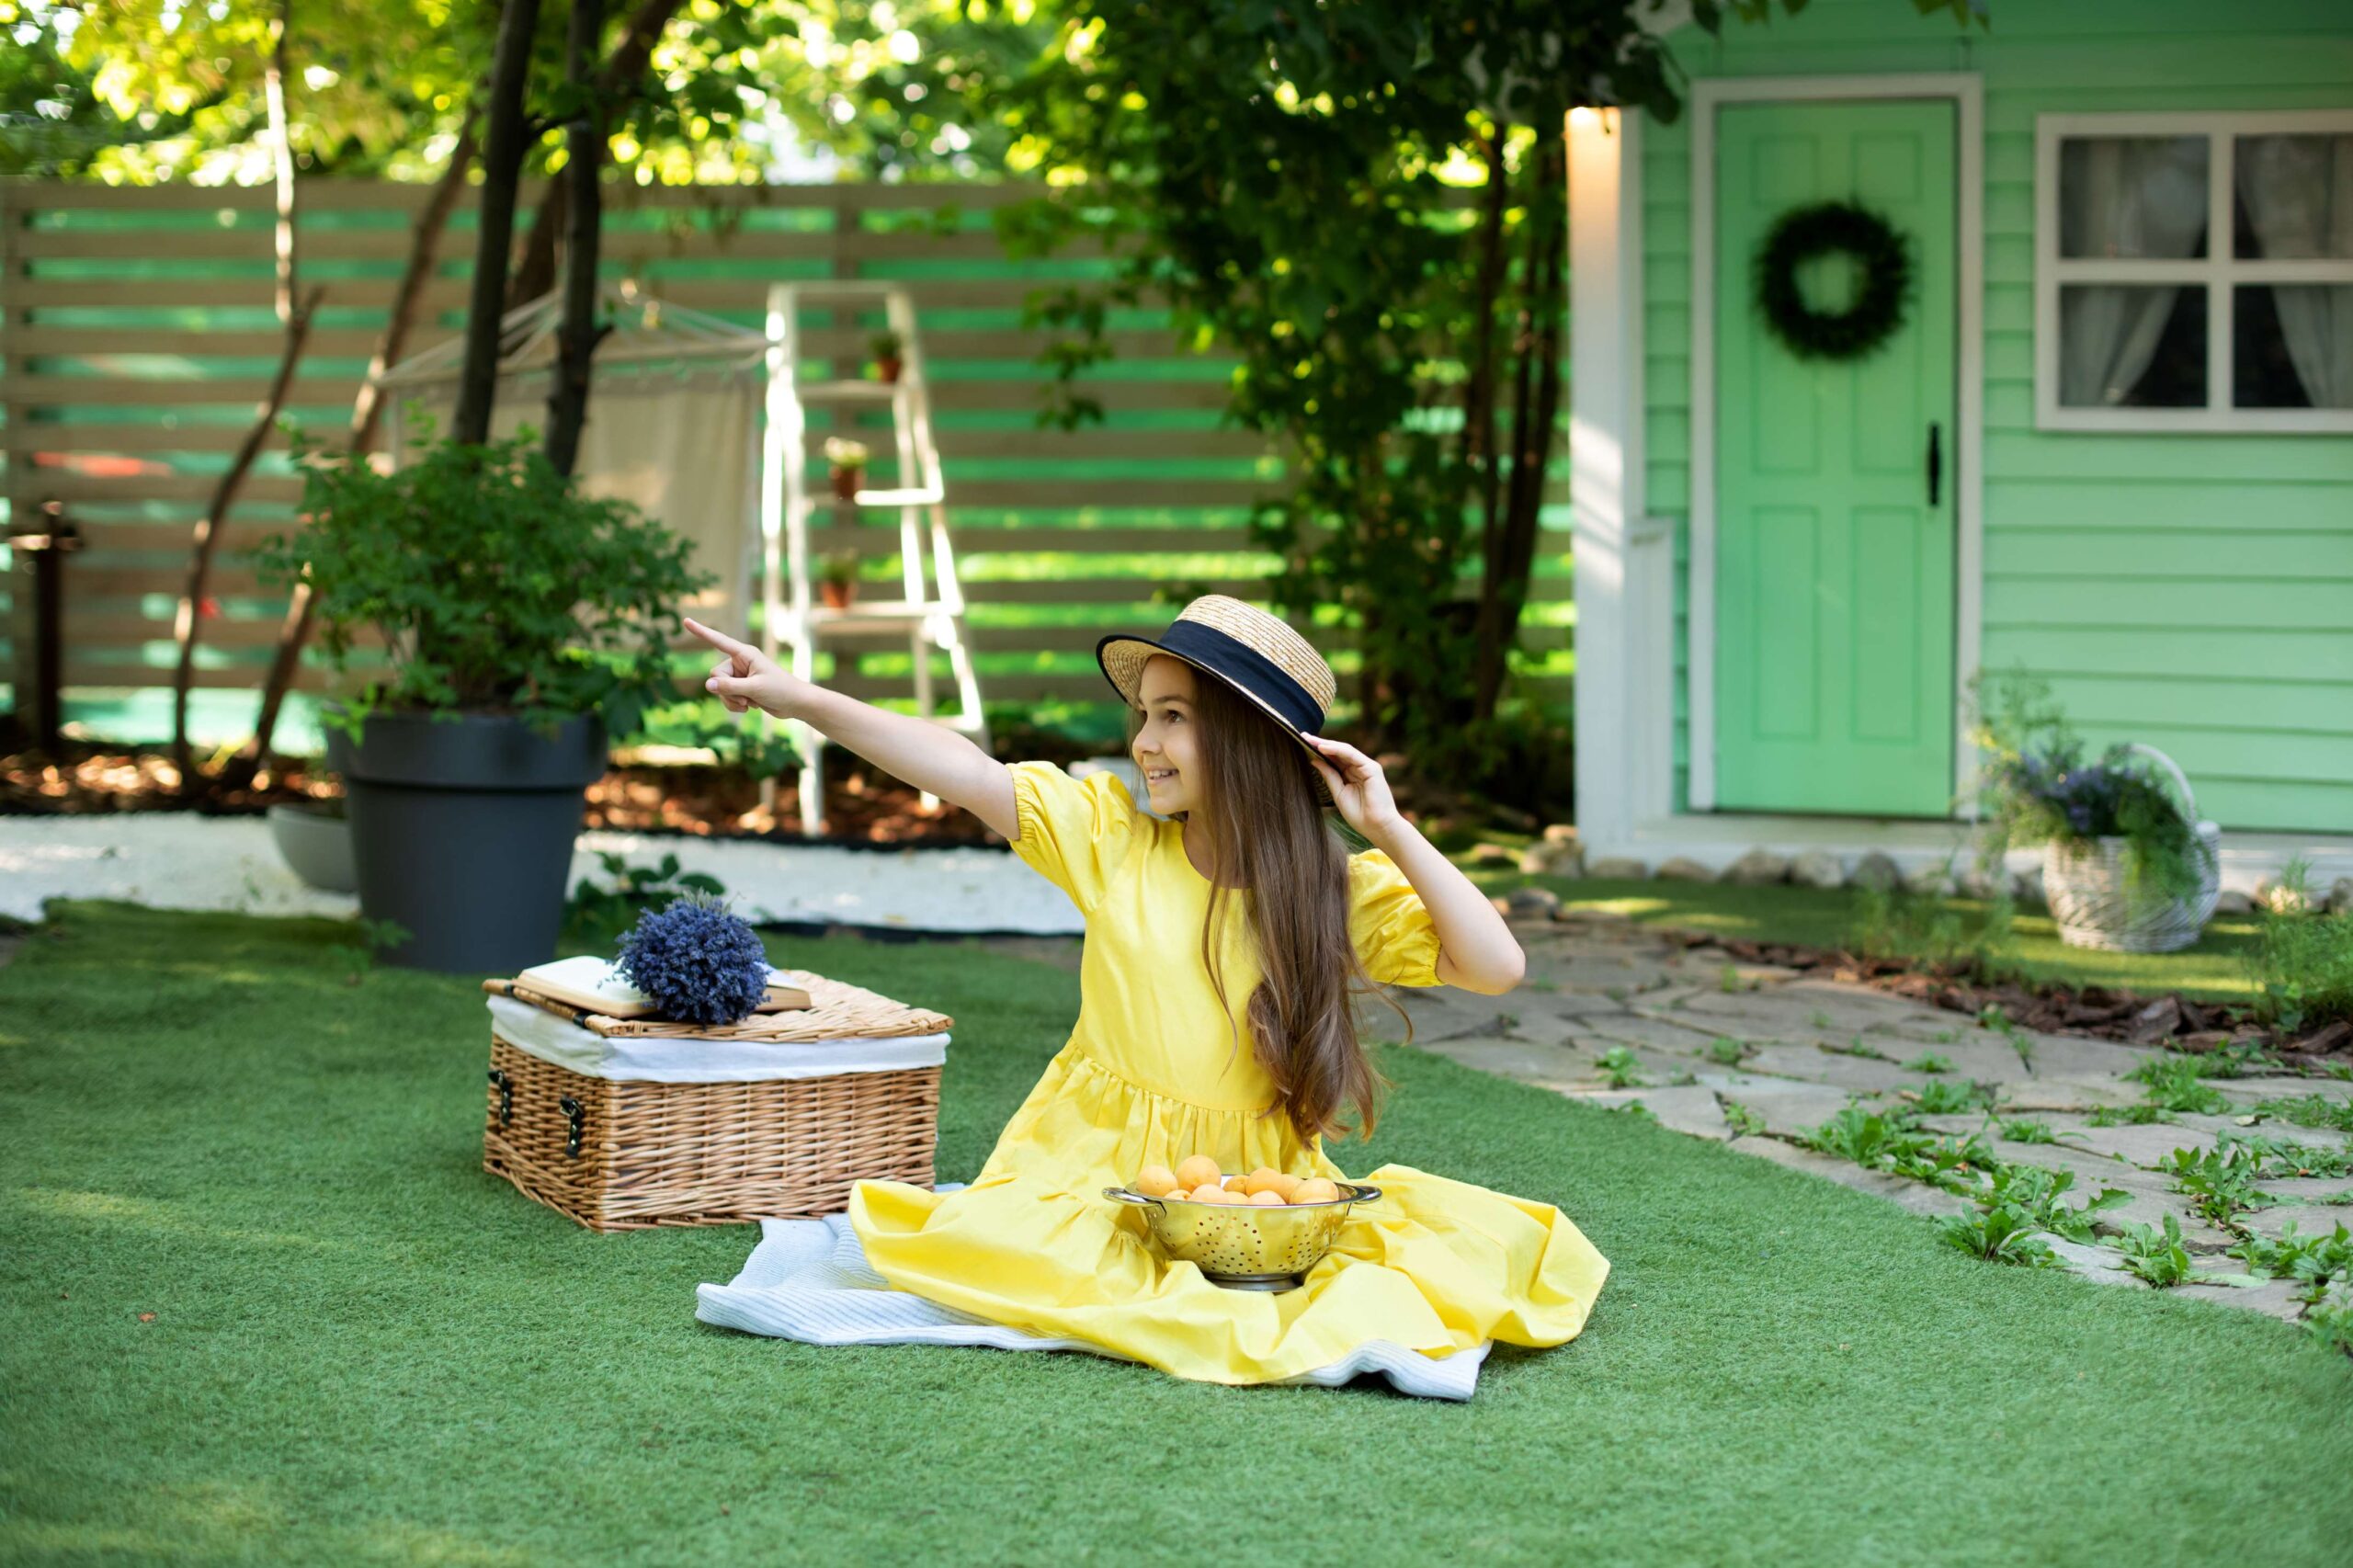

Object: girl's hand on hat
[1302,733,1403,839]
[683,616,808,718]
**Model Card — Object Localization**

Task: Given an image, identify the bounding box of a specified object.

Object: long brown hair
[1130,673,1414,1144]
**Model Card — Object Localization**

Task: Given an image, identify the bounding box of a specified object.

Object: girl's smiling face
[1131,655,1202,814]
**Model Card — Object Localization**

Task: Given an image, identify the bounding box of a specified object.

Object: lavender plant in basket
[1976,668,2211,903]
[613,891,770,1026]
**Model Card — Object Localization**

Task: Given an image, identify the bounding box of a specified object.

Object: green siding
[1641,0,2353,833]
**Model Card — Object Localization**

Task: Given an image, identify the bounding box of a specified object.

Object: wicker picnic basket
[477,968,951,1231]
[2041,744,2222,954]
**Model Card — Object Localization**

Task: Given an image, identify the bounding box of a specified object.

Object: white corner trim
[1569,107,1654,851]
[1688,72,1986,819]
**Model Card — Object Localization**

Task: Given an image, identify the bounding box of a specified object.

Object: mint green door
[1714,99,1958,815]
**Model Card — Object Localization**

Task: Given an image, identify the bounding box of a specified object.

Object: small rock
[2254,877,2312,915]
[1722,848,1790,886]
[1541,824,1580,846]
[2327,877,2353,915]
[1848,852,1902,893]
[1518,843,1583,878]
[2127,995,2183,1045]
[1586,857,1648,881]
[1505,886,1562,919]
[1904,865,1958,896]
[1790,850,1845,890]
[1655,857,1719,883]
[2211,889,2255,916]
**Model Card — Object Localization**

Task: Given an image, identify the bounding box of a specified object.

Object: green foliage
[1904,1052,1955,1075]
[1802,1104,1995,1194]
[1908,1078,1994,1115]
[1999,1119,2059,1144]
[565,851,727,937]
[2112,1214,2200,1287]
[1984,1162,2132,1245]
[1721,1099,1767,1138]
[251,419,712,744]
[1965,668,2212,907]
[1707,1040,1752,1066]
[2155,1145,2276,1229]
[2126,1058,2234,1117]
[2244,858,2353,1031]
[2230,1222,2353,1306]
[1596,1047,1647,1089]
[1848,877,2009,972]
[2260,1095,2353,1136]
[1937,1203,2060,1267]
[972,0,1915,777]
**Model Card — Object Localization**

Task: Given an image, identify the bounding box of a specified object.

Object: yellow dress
[846,759,1611,1387]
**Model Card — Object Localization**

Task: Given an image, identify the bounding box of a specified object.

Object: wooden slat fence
[0,177,1572,726]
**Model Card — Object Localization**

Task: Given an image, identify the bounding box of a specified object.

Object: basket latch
[560,1096,586,1158]
[486,1068,514,1127]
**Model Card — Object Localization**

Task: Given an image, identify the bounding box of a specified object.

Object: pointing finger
[683,616,756,667]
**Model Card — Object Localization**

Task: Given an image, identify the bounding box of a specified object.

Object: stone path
[1376,907,2353,1329]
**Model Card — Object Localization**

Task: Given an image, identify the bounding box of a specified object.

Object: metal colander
[1103,1182,1381,1291]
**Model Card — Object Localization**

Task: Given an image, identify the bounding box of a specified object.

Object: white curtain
[2238,132,2353,409]
[2058,137,2211,406]
[398,367,764,630]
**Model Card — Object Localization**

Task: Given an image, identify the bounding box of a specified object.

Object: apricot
[1247,1189,1286,1206]
[1291,1177,1342,1205]
[1175,1154,1222,1191]
[1134,1165,1181,1199]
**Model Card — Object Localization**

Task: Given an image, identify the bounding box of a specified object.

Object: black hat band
[1105,618,1324,737]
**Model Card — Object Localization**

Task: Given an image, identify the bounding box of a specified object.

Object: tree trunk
[1461,125,1510,554]
[452,0,544,446]
[544,0,609,479]
[221,114,480,791]
[508,0,685,314]
[172,286,323,784]
[1471,138,1566,719]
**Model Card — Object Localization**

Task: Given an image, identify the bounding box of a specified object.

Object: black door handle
[1927,422,1943,508]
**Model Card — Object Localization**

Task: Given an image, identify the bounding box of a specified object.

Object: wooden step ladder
[755,280,990,835]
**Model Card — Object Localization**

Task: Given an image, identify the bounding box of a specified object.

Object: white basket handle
[2123,743,2200,826]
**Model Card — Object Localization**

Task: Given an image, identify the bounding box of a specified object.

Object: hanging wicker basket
[2041,744,2221,953]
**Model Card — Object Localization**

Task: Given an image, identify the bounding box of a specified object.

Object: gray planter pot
[324,708,608,974]
[267,801,356,893]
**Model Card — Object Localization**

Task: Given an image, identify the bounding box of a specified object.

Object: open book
[515,953,813,1020]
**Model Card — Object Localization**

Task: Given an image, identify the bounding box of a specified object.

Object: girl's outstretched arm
[683,616,1019,840]
[1303,733,1527,995]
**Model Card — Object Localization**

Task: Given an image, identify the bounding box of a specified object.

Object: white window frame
[2035,108,2353,434]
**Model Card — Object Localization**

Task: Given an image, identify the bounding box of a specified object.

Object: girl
[681,595,1609,1390]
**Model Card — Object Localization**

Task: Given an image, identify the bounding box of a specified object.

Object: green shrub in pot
[249,416,714,971]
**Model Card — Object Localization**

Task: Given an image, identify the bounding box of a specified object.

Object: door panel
[1715,98,1958,816]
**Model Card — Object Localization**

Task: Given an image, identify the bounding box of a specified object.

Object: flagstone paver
[1376,908,2353,1336]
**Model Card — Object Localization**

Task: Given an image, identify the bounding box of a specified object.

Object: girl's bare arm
[1301,731,1525,994]
[684,616,1021,841]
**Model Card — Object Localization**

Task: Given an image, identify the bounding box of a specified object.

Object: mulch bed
[2,743,1007,844]
[1661,928,2352,1062]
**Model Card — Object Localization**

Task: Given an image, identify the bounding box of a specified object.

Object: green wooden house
[1568,0,2352,892]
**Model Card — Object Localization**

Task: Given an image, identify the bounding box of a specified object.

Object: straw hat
[1096,595,1338,801]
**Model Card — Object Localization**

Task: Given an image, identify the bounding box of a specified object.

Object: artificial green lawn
[4,903,2348,1567]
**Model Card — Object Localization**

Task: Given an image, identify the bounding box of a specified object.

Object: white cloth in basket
[486,994,948,1084]
[692,1186,1495,1401]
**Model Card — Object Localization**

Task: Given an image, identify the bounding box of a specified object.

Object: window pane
[2235,284,2353,407]
[2059,286,2207,407]
[2059,136,2211,259]
[2234,134,2353,260]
